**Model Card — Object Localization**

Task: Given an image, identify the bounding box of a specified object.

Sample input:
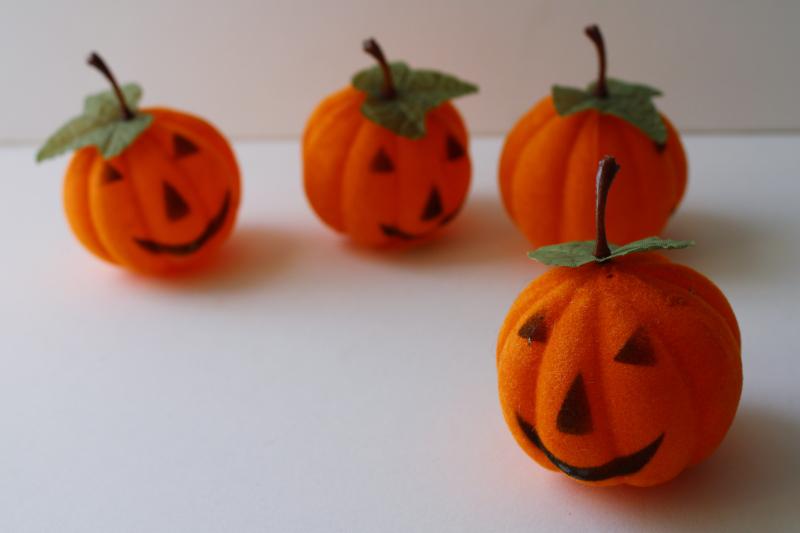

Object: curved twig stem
[87,52,134,120]
[593,156,621,259]
[363,38,397,99]
[584,25,608,99]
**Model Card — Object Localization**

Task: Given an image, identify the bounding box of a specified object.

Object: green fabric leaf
[36,83,152,161]
[528,237,694,267]
[551,77,667,144]
[352,62,478,139]
[83,83,142,117]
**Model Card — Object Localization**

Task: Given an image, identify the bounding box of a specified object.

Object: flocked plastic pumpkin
[498,25,687,247]
[37,53,240,275]
[303,39,477,246]
[497,157,741,487]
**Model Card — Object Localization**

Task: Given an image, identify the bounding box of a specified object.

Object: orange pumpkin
[497,157,741,487]
[303,39,477,246]
[38,53,240,275]
[499,25,687,247]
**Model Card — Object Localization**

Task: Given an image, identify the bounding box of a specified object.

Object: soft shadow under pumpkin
[123,225,301,292]
[558,405,800,527]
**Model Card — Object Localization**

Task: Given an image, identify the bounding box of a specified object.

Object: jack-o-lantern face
[303,87,471,246]
[497,254,742,487]
[64,107,240,275]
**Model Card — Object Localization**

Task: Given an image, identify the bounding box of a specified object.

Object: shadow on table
[560,404,800,530]
[130,224,303,293]
[664,208,774,281]
[345,194,532,269]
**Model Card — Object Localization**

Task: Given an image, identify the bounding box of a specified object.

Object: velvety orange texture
[497,253,741,487]
[303,87,471,246]
[498,97,687,247]
[63,108,241,275]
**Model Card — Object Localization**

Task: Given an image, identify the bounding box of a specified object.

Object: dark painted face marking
[421,187,443,221]
[134,192,230,255]
[516,413,664,482]
[446,135,465,161]
[518,314,547,344]
[614,328,656,366]
[654,141,667,153]
[103,163,123,184]
[557,374,593,435]
[173,134,199,158]
[163,182,191,222]
[371,148,394,172]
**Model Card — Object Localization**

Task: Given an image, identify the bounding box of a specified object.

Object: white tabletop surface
[1,135,798,532]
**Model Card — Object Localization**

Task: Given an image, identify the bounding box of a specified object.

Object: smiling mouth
[379,209,461,241]
[516,413,664,482]
[134,192,231,255]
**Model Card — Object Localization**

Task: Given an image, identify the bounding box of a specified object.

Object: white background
[2,0,800,141]
[1,1,799,531]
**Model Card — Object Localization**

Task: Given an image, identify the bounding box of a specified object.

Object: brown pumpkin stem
[593,156,621,260]
[87,52,135,120]
[585,25,608,99]
[363,38,397,99]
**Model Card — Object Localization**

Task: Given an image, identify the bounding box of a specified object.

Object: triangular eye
[173,134,199,158]
[518,313,547,344]
[102,163,123,184]
[371,148,394,172]
[614,328,656,366]
[446,135,465,161]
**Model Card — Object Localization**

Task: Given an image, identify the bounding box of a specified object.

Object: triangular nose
[163,182,190,221]
[557,374,593,435]
[421,187,443,221]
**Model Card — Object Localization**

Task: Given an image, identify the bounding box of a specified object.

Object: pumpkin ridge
[305,92,364,153]
[85,154,116,261]
[502,269,596,358]
[627,266,739,345]
[559,111,600,242]
[499,99,558,212]
[617,120,669,236]
[66,149,114,262]
[496,270,582,362]
[614,269,706,462]
[90,146,157,270]
[339,120,376,236]
[513,112,589,239]
[507,112,560,222]
[532,275,600,442]
[641,322,700,467]
[306,94,365,232]
[302,89,356,148]
[586,278,624,464]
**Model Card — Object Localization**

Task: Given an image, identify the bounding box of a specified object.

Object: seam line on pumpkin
[556,112,593,243]
[618,122,658,234]
[312,95,364,232]
[625,271,702,465]
[589,278,623,465]
[338,120,370,236]
[505,270,595,355]
[504,103,558,219]
[81,152,114,261]
[115,146,159,267]
[510,113,559,224]
[632,267,738,347]
[531,273,596,439]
